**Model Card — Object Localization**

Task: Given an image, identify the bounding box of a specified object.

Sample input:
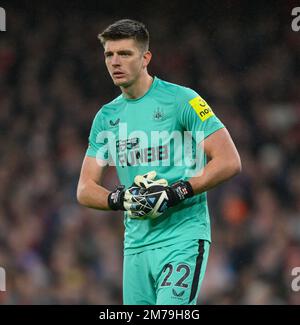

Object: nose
[111,54,121,66]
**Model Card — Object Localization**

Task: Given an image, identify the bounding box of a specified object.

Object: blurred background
[0,0,299,304]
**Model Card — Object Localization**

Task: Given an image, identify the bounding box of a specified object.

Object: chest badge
[153,107,165,121]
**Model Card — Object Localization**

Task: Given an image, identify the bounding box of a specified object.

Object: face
[104,38,151,87]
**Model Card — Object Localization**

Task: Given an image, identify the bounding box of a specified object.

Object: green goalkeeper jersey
[86,77,224,254]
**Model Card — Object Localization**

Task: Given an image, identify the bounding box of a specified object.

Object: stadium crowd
[0,1,299,304]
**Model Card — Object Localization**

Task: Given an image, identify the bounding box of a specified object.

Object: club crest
[153,107,165,121]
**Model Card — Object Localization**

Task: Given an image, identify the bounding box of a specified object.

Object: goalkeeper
[77,19,241,305]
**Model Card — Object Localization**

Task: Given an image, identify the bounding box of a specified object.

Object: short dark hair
[98,19,149,51]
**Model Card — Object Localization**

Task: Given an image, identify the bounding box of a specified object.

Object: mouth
[112,71,125,78]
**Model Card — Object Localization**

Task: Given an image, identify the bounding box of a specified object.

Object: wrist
[108,185,126,210]
[168,180,194,206]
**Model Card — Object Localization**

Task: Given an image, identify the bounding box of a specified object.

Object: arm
[126,128,241,219]
[188,127,241,194]
[77,156,110,210]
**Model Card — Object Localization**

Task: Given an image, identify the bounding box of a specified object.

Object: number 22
[161,263,191,288]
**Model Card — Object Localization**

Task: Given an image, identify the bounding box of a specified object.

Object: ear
[142,51,152,68]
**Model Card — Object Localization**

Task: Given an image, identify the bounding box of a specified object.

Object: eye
[105,53,113,58]
[119,52,132,57]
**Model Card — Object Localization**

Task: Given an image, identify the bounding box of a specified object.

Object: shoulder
[176,85,199,103]
[156,78,199,103]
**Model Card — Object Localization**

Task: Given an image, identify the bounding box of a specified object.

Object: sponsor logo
[95,123,205,177]
[189,96,214,121]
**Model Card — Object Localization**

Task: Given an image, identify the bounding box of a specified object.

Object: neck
[121,73,153,99]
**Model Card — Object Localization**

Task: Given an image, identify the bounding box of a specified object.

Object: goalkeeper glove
[126,177,194,219]
[107,171,167,212]
[124,171,168,219]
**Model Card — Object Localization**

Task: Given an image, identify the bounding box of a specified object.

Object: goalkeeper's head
[98,19,152,88]
[98,19,150,53]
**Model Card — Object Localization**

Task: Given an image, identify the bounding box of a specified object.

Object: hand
[107,171,167,212]
[124,171,168,219]
[126,175,194,219]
